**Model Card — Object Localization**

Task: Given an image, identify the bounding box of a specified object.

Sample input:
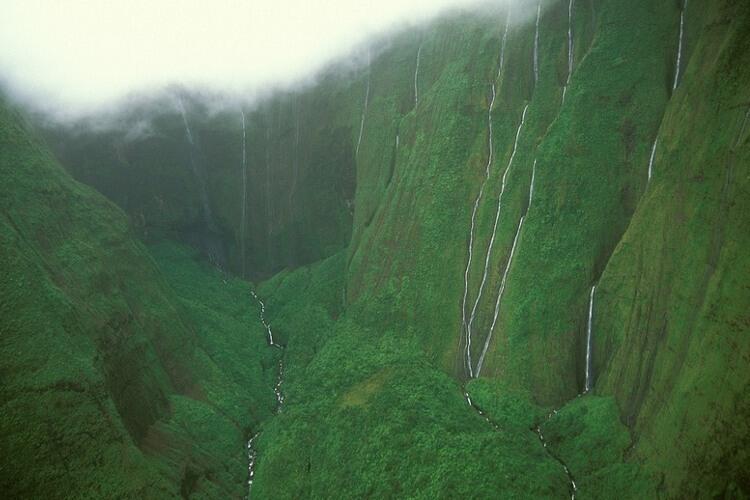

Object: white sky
[0,0,498,114]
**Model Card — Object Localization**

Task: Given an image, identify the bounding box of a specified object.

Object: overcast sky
[0,0,505,114]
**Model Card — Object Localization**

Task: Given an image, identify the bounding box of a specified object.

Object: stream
[246,290,286,498]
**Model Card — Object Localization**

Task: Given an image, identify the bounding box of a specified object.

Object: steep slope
[16,0,750,497]
[0,96,277,497]
[593,1,750,495]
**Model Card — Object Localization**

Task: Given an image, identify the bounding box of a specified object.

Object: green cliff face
[3,0,749,497]
[0,98,279,497]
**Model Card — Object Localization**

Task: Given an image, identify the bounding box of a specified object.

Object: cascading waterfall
[475,214,525,376]
[528,159,537,209]
[647,138,658,182]
[414,44,422,108]
[461,83,499,378]
[246,290,286,498]
[461,7,513,378]
[240,110,248,277]
[534,3,541,87]
[673,0,687,91]
[584,285,596,392]
[534,413,578,500]
[466,104,529,375]
[355,53,371,160]
[562,0,575,103]
[246,433,259,495]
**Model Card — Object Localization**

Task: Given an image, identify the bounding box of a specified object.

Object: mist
[0,0,525,117]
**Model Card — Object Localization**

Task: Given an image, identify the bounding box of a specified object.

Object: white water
[246,290,286,497]
[414,44,422,108]
[251,290,282,348]
[673,0,687,91]
[240,110,248,277]
[396,133,400,149]
[584,285,596,392]
[534,411,578,499]
[534,3,541,86]
[461,83,499,378]
[466,104,529,367]
[355,55,371,160]
[647,138,658,182]
[562,0,575,103]
[528,159,537,210]
[246,432,259,496]
[475,214,525,376]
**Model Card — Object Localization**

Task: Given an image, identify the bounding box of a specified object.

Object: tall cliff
[5,0,749,497]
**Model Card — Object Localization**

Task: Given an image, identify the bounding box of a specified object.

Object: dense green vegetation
[0,103,276,496]
[2,0,749,497]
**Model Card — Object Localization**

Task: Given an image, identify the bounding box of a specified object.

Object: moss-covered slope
[0,97,276,497]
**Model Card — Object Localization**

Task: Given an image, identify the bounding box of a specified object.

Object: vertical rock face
[7,0,749,497]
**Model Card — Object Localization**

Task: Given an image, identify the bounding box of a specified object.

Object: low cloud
[0,0,519,117]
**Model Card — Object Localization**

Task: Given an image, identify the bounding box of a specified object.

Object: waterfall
[673,0,688,91]
[534,3,541,87]
[562,0,575,103]
[414,44,422,108]
[177,97,213,226]
[461,84,500,377]
[584,285,596,392]
[647,138,658,182]
[534,420,578,499]
[396,134,400,149]
[476,214,525,377]
[466,104,529,368]
[240,110,248,277]
[246,290,286,497]
[497,8,512,81]
[246,433,259,495]
[528,159,537,210]
[355,54,371,160]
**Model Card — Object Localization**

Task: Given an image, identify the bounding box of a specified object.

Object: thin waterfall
[476,214,525,376]
[673,0,688,91]
[528,159,537,210]
[414,44,422,108]
[497,8,512,81]
[534,3,541,87]
[246,432,259,496]
[240,110,248,277]
[177,97,213,225]
[562,0,575,103]
[461,84,499,377]
[356,53,371,160]
[246,290,286,497]
[584,285,596,392]
[647,139,658,182]
[466,104,529,365]
[396,134,400,149]
[460,7,513,378]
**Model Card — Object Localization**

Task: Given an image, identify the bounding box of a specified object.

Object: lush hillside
[4,0,749,497]
[0,96,279,497]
